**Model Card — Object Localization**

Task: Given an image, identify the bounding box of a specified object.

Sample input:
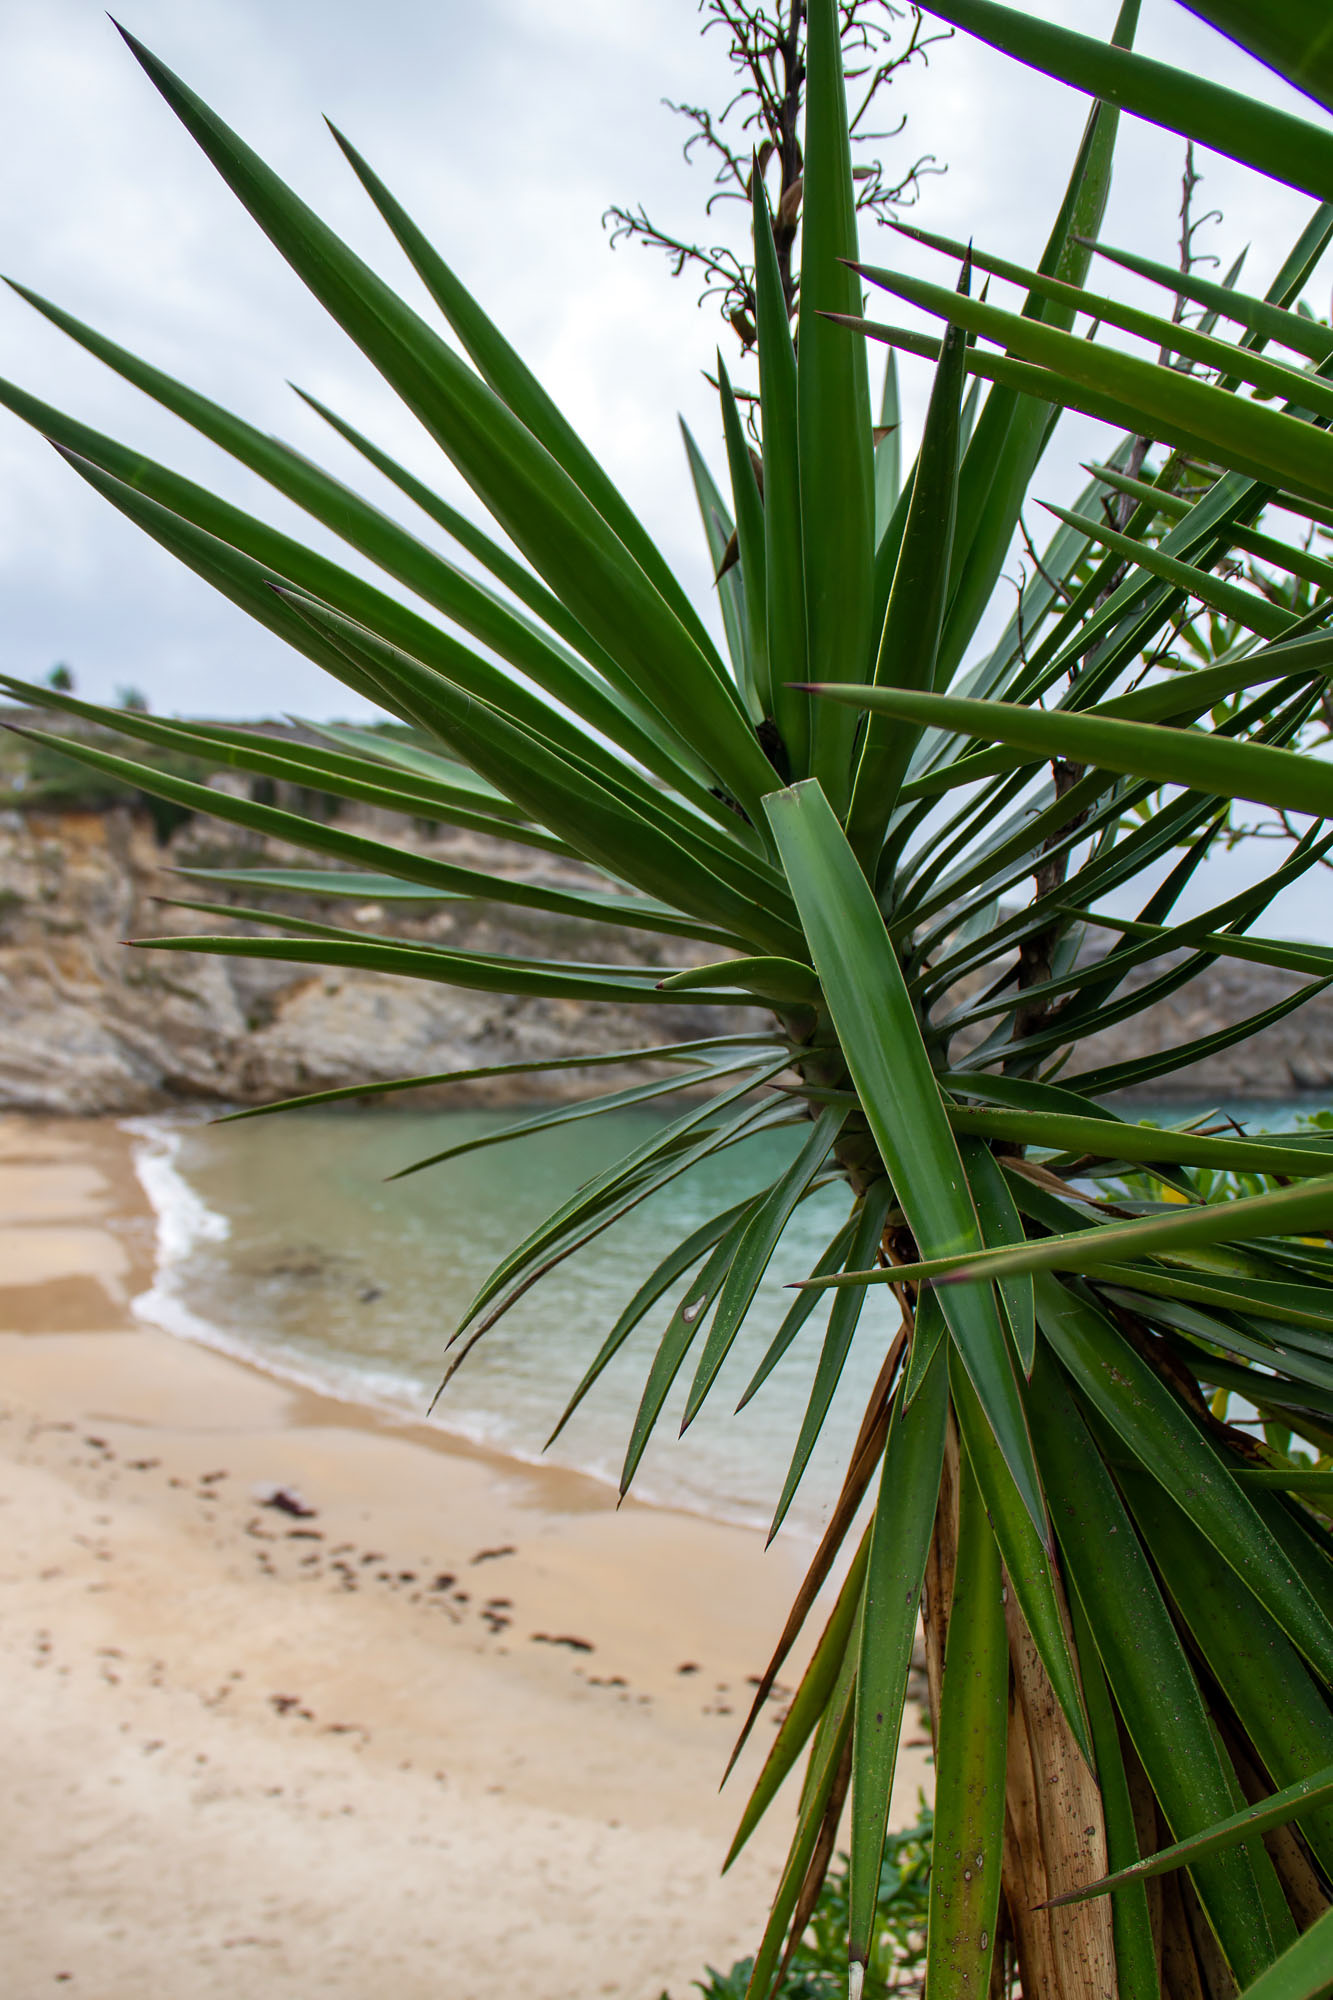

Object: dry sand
[0,1113,931,1999]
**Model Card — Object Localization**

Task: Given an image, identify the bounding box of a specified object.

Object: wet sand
[0,1114,931,1998]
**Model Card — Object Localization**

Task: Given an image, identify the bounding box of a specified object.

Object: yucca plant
[8,5,1333,1997]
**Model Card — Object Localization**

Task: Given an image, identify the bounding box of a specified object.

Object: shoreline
[0,1112,932,1998]
[120,1106,802,1542]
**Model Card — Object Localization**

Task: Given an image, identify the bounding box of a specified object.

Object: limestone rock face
[0,807,747,1115]
[1,804,1330,1113]
[1066,952,1333,1099]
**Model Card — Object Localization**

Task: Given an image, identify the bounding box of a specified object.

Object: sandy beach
[0,1112,931,1999]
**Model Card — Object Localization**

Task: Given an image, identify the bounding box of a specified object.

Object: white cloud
[1,0,1329,936]
[0,0,741,713]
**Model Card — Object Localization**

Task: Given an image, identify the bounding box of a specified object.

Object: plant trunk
[918,1433,1328,1999]
[921,1421,1118,2000]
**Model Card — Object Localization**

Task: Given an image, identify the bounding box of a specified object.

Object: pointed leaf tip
[111,19,153,62]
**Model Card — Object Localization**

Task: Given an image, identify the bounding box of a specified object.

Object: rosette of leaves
[7,5,1333,1997]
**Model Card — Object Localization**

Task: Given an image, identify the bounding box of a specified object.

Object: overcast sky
[2,0,1331,940]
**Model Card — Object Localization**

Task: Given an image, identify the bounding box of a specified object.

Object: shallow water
[125,1095,1319,1538]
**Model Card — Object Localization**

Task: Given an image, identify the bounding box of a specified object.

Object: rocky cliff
[0,805,743,1114]
[1,802,1329,1114]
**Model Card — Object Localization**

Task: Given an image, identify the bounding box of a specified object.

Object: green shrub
[678,1809,934,2000]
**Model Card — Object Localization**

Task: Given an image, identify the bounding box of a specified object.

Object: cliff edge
[1,803,1329,1113]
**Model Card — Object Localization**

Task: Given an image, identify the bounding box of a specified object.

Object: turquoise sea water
[125,1096,1320,1538]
